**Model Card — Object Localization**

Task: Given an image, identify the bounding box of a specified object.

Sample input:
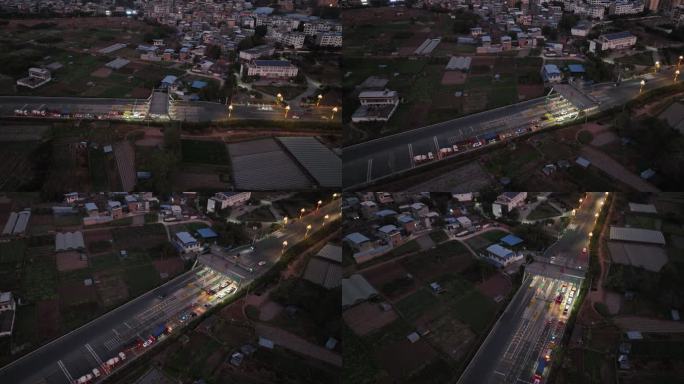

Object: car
[472,141,482,148]
[142,339,153,348]
[563,308,568,315]
[291,115,300,119]
[567,298,573,305]
[555,295,563,304]
[258,261,267,267]
[565,304,570,311]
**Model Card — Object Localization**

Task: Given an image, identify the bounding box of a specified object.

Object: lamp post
[282,240,288,254]
[299,208,305,219]
[323,214,329,226]
[675,69,680,83]
[316,200,322,213]
[228,104,233,119]
[305,224,312,238]
[284,105,290,119]
[331,106,338,120]
[654,61,660,73]
[679,55,683,69]
[283,216,288,227]
[639,79,645,93]
[316,94,323,107]
[276,93,282,105]
[332,193,338,199]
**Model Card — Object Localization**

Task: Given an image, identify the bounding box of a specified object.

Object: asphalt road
[0,200,340,384]
[343,69,679,188]
[458,193,605,384]
[0,96,339,123]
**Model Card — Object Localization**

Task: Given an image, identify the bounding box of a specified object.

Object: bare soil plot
[90,67,112,78]
[462,90,488,114]
[406,161,493,192]
[55,251,88,272]
[84,229,113,254]
[361,262,413,298]
[134,128,163,146]
[374,338,438,381]
[172,170,230,190]
[476,273,512,299]
[518,84,545,100]
[114,141,136,192]
[94,271,129,308]
[424,313,476,361]
[36,299,61,340]
[220,298,247,322]
[58,280,98,307]
[343,302,398,336]
[401,250,474,283]
[441,71,467,85]
[152,258,184,278]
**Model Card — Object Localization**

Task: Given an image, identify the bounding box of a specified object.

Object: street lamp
[579,198,583,203]
[299,208,305,219]
[654,61,660,73]
[283,216,288,226]
[331,106,338,120]
[679,55,683,68]
[595,212,599,218]
[282,240,288,254]
[316,200,322,212]
[284,105,290,118]
[316,94,323,107]
[276,93,282,104]
[323,214,329,226]
[332,193,338,199]
[675,69,680,83]
[228,104,233,119]
[639,79,645,93]
[305,224,312,238]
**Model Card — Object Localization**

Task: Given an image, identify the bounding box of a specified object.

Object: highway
[0,96,339,123]
[343,68,679,188]
[0,200,340,384]
[458,193,605,384]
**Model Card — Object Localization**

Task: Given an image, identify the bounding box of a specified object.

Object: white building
[239,45,275,61]
[591,31,637,52]
[492,192,528,217]
[244,60,299,78]
[280,32,305,49]
[207,192,251,213]
[482,244,523,267]
[609,0,644,15]
[17,67,51,89]
[0,292,16,338]
[359,90,399,106]
[352,89,400,123]
[316,32,342,47]
[571,21,593,37]
[175,231,201,253]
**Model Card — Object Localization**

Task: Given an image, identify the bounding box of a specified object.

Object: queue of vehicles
[412,123,538,165]
[13,105,146,120]
[72,272,237,384]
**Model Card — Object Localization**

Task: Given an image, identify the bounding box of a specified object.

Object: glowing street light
[282,240,288,254]
[228,104,233,119]
[654,61,660,73]
[675,69,680,83]
[323,214,329,224]
[589,232,593,237]
[579,198,583,203]
[305,224,312,238]
[316,200,322,212]
[276,93,283,104]
[331,106,338,120]
[299,208,305,219]
[332,193,338,199]
[595,212,599,218]
[640,79,646,93]
[316,94,323,107]
[283,216,288,226]
[284,105,290,118]
[679,55,683,68]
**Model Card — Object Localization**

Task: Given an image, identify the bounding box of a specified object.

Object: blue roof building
[197,227,218,239]
[191,80,208,89]
[500,234,524,247]
[176,231,197,245]
[484,244,522,267]
[568,64,585,73]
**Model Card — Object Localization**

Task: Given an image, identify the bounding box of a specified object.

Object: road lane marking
[57,360,75,383]
[408,144,414,168]
[366,159,373,183]
[433,136,439,153]
[85,343,105,368]
[123,322,132,329]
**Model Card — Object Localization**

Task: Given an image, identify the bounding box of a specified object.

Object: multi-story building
[175,232,202,253]
[207,192,251,213]
[315,32,342,47]
[16,67,51,89]
[492,192,528,217]
[609,0,645,14]
[352,90,400,123]
[590,31,637,52]
[238,45,275,61]
[0,292,16,338]
[244,60,299,78]
[280,32,305,49]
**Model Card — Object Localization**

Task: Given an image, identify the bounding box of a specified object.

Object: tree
[559,13,580,32]
[542,25,558,41]
[254,25,267,38]
[205,44,221,60]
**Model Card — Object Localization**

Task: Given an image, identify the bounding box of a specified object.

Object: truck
[427,152,435,160]
[105,356,120,368]
[413,154,427,163]
[74,373,93,384]
[439,147,453,158]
